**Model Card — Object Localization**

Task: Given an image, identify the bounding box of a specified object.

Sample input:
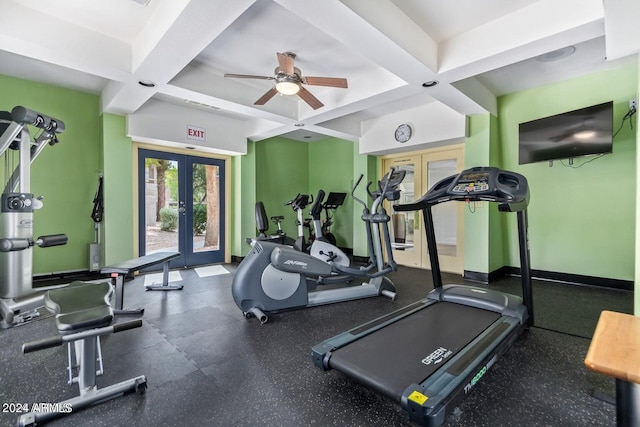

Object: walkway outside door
[138,149,225,268]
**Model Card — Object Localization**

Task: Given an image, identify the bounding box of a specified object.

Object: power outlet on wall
[630,99,638,111]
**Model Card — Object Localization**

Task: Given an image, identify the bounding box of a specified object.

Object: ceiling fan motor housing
[274,66,302,84]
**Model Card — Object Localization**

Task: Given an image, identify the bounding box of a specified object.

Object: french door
[382,156,422,268]
[383,145,464,273]
[138,149,225,268]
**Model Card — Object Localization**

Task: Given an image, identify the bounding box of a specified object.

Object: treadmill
[312,166,533,426]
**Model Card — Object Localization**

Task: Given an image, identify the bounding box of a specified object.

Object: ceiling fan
[224,52,348,110]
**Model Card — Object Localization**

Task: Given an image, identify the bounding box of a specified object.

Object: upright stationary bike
[231,168,405,323]
[319,191,346,246]
[307,189,350,268]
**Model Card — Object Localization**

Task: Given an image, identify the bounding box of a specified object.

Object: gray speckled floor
[0,264,632,426]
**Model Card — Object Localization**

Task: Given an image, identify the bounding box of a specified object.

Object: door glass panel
[428,159,457,256]
[144,158,180,254]
[192,163,220,253]
[390,164,415,252]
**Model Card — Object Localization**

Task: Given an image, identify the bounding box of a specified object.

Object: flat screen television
[518,101,613,165]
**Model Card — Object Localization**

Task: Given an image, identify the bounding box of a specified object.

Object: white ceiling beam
[161,83,298,125]
[273,0,492,116]
[303,123,359,142]
[339,0,438,74]
[102,0,258,114]
[273,0,435,85]
[603,0,640,60]
[439,0,605,80]
[0,2,131,81]
[450,77,497,116]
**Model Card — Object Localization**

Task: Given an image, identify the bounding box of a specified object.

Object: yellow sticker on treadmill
[408,391,428,405]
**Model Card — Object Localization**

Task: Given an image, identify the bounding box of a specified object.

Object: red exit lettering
[187,125,206,141]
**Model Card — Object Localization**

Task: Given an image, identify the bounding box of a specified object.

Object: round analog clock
[394,123,412,143]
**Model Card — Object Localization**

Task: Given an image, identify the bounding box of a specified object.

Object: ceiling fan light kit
[224,52,348,110]
[275,80,300,95]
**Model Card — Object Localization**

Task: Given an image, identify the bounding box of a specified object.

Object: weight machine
[0,105,66,328]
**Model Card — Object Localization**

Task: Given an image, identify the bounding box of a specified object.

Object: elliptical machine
[231,168,405,323]
[0,106,67,328]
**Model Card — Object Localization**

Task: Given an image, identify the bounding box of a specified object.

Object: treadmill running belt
[328,302,500,401]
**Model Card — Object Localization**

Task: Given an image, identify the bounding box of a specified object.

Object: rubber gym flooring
[0,263,632,426]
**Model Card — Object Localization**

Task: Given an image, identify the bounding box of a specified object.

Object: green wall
[308,137,355,248]
[254,137,309,241]
[0,75,102,274]
[352,148,378,257]
[465,63,638,282]
[235,135,372,257]
[233,139,257,256]
[463,115,491,274]
[101,114,134,265]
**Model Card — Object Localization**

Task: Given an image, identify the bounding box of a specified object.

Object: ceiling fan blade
[224,73,274,80]
[254,88,279,105]
[303,76,348,88]
[277,52,295,74]
[297,86,324,110]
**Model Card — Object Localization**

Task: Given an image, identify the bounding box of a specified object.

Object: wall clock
[394,123,412,143]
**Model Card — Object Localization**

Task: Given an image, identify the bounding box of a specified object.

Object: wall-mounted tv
[518,101,613,165]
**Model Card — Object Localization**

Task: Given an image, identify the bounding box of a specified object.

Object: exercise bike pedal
[319,250,337,262]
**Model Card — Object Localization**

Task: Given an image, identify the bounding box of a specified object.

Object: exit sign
[187,125,206,142]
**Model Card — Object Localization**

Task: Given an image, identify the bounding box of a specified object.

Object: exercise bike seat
[44,282,114,334]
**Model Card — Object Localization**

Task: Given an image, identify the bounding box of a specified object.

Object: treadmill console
[395,166,529,213]
[450,171,491,195]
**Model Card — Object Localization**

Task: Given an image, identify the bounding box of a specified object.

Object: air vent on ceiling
[184,100,220,110]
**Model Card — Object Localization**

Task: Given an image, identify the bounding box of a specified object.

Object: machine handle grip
[0,238,31,252]
[11,106,65,133]
[36,234,68,248]
[113,319,143,333]
[22,336,63,353]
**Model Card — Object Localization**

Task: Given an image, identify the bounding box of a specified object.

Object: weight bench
[18,281,147,427]
[100,251,181,315]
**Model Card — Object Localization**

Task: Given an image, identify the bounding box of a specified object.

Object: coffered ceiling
[0,0,638,144]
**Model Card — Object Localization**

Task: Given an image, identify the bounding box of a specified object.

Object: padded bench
[18,281,146,426]
[100,251,181,315]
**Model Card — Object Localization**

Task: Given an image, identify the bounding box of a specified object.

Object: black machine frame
[312,166,533,427]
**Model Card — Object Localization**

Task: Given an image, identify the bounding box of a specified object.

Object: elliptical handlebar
[351,167,406,213]
[351,174,368,210]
